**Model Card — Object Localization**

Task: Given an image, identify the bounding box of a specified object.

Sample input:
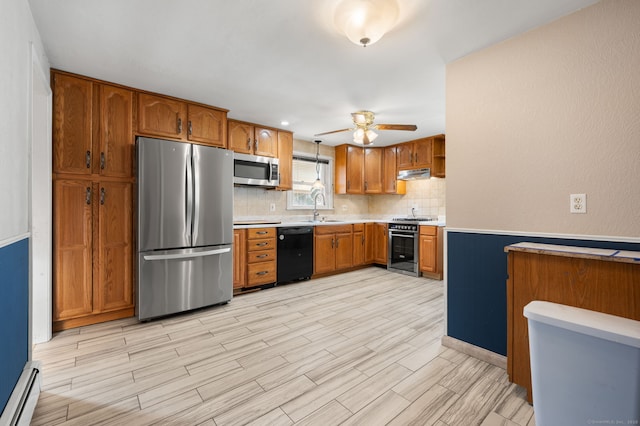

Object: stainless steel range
[387,217,436,276]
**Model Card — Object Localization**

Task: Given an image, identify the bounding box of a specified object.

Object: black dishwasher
[277,227,314,284]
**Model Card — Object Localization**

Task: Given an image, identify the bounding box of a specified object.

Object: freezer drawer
[138,245,232,320]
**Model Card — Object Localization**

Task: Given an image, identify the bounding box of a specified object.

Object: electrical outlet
[269,203,276,212]
[570,194,586,214]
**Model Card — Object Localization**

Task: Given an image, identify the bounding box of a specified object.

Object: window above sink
[286,153,334,211]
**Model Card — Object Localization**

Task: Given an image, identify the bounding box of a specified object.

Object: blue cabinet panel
[0,238,29,413]
[447,232,640,356]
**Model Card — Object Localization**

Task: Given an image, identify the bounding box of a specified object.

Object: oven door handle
[390,233,416,238]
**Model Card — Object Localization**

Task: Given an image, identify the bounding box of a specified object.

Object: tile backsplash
[233,178,445,221]
[233,139,446,221]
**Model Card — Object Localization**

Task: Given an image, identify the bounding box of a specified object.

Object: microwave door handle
[268,162,273,183]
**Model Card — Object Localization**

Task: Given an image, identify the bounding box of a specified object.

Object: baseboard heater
[0,361,41,426]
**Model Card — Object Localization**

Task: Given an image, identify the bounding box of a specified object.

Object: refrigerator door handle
[185,149,193,246]
[143,247,231,261]
[192,150,200,243]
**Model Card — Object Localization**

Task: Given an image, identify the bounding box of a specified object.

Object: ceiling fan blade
[314,128,352,136]
[375,124,418,131]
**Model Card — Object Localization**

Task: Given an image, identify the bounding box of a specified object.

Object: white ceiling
[29,0,598,146]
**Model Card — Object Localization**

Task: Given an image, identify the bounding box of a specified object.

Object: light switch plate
[570,193,586,214]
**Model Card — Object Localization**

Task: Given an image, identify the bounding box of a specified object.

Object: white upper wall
[446,0,640,239]
[0,0,49,243]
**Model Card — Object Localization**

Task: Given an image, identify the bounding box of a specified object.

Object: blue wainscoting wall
[0,238,29,413]
[447,231,640,356]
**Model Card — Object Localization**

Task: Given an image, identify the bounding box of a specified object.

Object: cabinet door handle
[256,254,268,259]
[85,187,91,204]
[256,231,268,235]
[364,182,368,191]
[347,180,350,190]
[393,181,396,191]
[256,271,268,276]
[362,236,365,245]
[254,139,258,151]
[415,152,418,163]
[100,152,105,169]
[188,120,193,136]
[246,137,251,150]
[86,151,91,168]
[256,242,268,247]
[100,187,105,205]
[331,238,334,248]
[336,238,339,248]
[177,117,182,134]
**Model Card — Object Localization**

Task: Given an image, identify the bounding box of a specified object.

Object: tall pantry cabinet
[52,71,134,331]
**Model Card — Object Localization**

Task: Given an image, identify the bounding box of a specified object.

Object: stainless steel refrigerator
[137,137,233,320]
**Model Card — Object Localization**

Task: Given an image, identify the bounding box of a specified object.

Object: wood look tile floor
[32,268,535,426]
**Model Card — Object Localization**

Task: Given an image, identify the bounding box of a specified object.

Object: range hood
[397,168,431,180]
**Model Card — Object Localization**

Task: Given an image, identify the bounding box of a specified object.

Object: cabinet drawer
[315,224,353,235]
[247,237,276,251]
[247,249,276,263]
[247,261,276,285]
[352,223,364,232]
[420,225,437,236]
[247,228,276,239]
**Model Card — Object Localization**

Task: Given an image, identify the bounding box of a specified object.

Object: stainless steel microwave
[233,153,280,188]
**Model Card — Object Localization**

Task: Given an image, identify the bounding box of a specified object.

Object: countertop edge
[233,220,446,229]
[504,242,640,264]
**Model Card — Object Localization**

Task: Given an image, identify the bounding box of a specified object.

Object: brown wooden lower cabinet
[352,223,365,266]
[364,223,375,263]
[314,225,353,275]
[233,229,246,289]
[505,244,640,404]
[53,178,134,331]
[373,222,388,265]
[419,225,443,280]
[235,227,277,290]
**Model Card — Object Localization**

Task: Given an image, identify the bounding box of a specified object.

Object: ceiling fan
[315,110,417,145]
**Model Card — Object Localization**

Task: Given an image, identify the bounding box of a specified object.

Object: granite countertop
[504,242,640,264]
[233,218,446,229]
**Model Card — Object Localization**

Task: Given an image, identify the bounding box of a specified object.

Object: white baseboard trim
[0,361,41,426]
[441,335,506,369]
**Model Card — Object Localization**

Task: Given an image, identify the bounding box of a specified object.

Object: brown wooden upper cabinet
[228,119,278,158]
[397,138,433,170]
[53,72,134,178]
[364,147,383,194]
[335,144,405,195]
[383,146,406,194]
[276,130,293,190]
[335,145,364,194]
[137,93,227,147]
[396,134,446,177]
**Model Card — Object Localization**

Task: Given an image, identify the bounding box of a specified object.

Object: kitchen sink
[304,219,344,223]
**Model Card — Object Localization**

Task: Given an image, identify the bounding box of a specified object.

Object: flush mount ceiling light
[334,0,400,47]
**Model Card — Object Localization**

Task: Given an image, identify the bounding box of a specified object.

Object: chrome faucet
[313,192,324,222]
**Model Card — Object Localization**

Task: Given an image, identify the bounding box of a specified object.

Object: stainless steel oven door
[387,229,419,276]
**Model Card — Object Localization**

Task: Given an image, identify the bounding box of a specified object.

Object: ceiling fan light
[366,129,378,142]
[334,0,399,47]
[354,128,365,140]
